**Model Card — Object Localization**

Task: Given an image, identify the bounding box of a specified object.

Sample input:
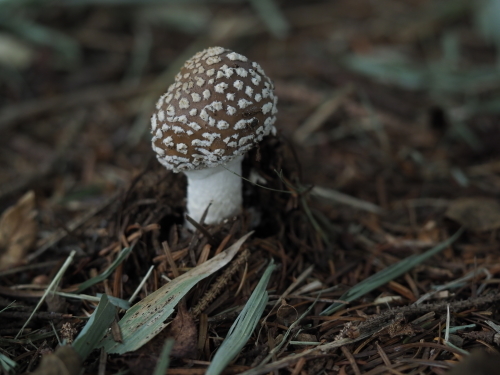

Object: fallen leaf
[101,232,253,354]
[276,300,298,326]
[445,198,500,231]
[46,293,67,313]
[169,302,197,358]
[0,191,38,270]
[31,346,82,375]
[124,304,197,374]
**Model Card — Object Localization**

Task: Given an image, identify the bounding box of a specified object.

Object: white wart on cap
[151,46,277,173]
[150,47,278,228]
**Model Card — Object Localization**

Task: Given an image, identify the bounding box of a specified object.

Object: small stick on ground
[341,345,361,375]
[191,248,250,317]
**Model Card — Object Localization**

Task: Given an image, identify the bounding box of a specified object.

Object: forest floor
[1,1,500,374]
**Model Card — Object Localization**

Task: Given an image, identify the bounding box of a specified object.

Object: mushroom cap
[151,46,277,173]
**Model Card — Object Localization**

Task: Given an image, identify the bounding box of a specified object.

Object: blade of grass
[63,0,246,4]
[128,265,155,304]
[139,4,211,35]
[448,119,483,152]
[270,170,333,245]
[0,300,16,314]
[0,14,80,66]
[293,85,354,144]
[249,0,289,39]
[300,196,331,246]
[342,52,500,94]
[16,250,76,338]
[54,291,130,309]
[153,338,175,375]
[321,228,464,315]
[101,232,253,354]
[252,296,319,370]
[445,304,451,343]
[474,0,500,47]
[0,352,16,373]
[444,304,470,355]
[75,246,133,293]
[442,324,476,333]
[415,267,488,304]
[206,260,275,375]
[73,294,117,360]
[311,186,385,215]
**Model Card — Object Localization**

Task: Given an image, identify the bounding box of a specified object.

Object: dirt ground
[1,1,500,374]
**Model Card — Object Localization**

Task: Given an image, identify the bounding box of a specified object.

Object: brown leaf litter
[1,2,500,374]
[0,190,37,270]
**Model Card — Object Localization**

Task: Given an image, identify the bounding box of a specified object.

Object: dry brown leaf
[124,303,197,374]
[445,198,500,231]
[46,293,68,313]
[276,300,298,326]
[169,302,197,358]
[0,190,38,270]
[295,333,317,342]
[31,346,82,375]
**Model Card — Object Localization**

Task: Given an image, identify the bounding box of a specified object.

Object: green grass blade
[311,186,385,215]
[0,301,16,314]
[16,250,76,338]
[52,292,130,309]
[0,14,81,66]
[321,228,464,315]
[75,246,133,293]
[101,232,253,354]
[254,297,318,369]
[0,352,17,373]
[206,260,275,375]
[442,324,476,334]
[249,0,289,39]
[72,294,117,360]
[153,338,175,375]
[475,0,500,45]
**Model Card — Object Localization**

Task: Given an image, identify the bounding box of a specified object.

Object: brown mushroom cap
[151,46,277,172]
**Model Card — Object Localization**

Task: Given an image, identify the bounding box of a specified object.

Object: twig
[240,293,500,375]
[191,248,250,318]
[311,186,385,215]
[0,260,60,277]
[162,241,179,279]
[356,293,500,336]
[341,346,361,375]
[293,85,354,144]
[128,265,155,304]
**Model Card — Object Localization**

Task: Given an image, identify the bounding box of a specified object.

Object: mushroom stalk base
[183,155,243,229]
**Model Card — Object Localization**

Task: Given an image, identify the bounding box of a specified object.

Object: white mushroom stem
[183,155,244,229]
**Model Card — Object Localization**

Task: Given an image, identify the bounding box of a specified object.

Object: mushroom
[150,46,278,228]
